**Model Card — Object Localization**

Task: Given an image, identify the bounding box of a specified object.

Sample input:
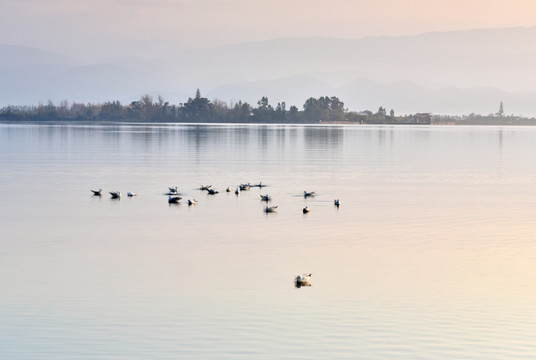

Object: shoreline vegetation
[1,89,535,125]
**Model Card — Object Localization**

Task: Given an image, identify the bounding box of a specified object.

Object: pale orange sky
[2,0,536,57]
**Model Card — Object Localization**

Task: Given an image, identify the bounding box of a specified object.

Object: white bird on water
[188,199,197,205]
[127,192,136,197]
[109,191,121,199]
[91,188,102,196]
[264,205,278,213]
[168,196,181,204]
[295,273,312,285]
[169,186,178,194]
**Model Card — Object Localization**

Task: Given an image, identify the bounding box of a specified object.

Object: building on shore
[412,113,432,124]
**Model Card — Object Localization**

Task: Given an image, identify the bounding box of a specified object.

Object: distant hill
[2,27,536,115]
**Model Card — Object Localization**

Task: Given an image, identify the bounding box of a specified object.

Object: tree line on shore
[1,89,535,125]
[0,89,420,124]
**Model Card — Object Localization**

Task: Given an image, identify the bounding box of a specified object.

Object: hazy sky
[2,0,536,58]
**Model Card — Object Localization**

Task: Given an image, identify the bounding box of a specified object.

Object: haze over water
[1,123,536,359]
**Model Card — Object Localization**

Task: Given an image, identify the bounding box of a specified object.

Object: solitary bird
[304,190,315,198]
[264,205,278,213]
[334,199,341,207]
[235,187,240,195]
[303,206,310,214]
[127,192,137,197]
[226,187,231,192]
[260,194,271,202]
[168,186,178,194]
[91,188,102,196]
[110,191,121,199]
[207,188,219,195]
[168,196,181,204]
[295,273,312,286]
[188,199,197,206]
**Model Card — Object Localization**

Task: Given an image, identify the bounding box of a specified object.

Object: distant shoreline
[2,91,535,126]
[4,119,536,127]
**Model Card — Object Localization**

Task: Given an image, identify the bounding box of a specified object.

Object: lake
[1,123,536,359]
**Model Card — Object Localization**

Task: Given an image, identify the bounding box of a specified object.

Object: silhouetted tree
[182,89,213,121]
[252,96,274,122]
[100,101,124,120]
[303,96,345,122]
[229,101,252,123]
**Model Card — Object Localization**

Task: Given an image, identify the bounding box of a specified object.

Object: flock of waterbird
[91,182,341,215]
[91,182,341,288]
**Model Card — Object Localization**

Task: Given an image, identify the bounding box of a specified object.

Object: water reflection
[112,124,348,154]
[3,123,536,360]
[303,126,344,150]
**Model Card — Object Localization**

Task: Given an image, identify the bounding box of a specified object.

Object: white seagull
[188,199,197,206]
[295,273,312,285]
[91,188,102,196]
[168,196,181,204]
[110,191,121,199]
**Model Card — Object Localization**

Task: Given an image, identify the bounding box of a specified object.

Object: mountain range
[2,26,536,116]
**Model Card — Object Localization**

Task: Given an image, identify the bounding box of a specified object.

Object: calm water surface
[1,123,536,359]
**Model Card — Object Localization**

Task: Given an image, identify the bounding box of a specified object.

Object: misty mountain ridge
[2,26,536,116]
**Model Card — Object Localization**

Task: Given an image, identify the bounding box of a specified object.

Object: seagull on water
[295,273,312,285]
[110,191,121,199]
[91,188,102,196]
[304,190,315,198]
[168,196,181,204]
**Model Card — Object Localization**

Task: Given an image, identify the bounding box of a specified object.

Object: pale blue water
[1,123,536,359]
